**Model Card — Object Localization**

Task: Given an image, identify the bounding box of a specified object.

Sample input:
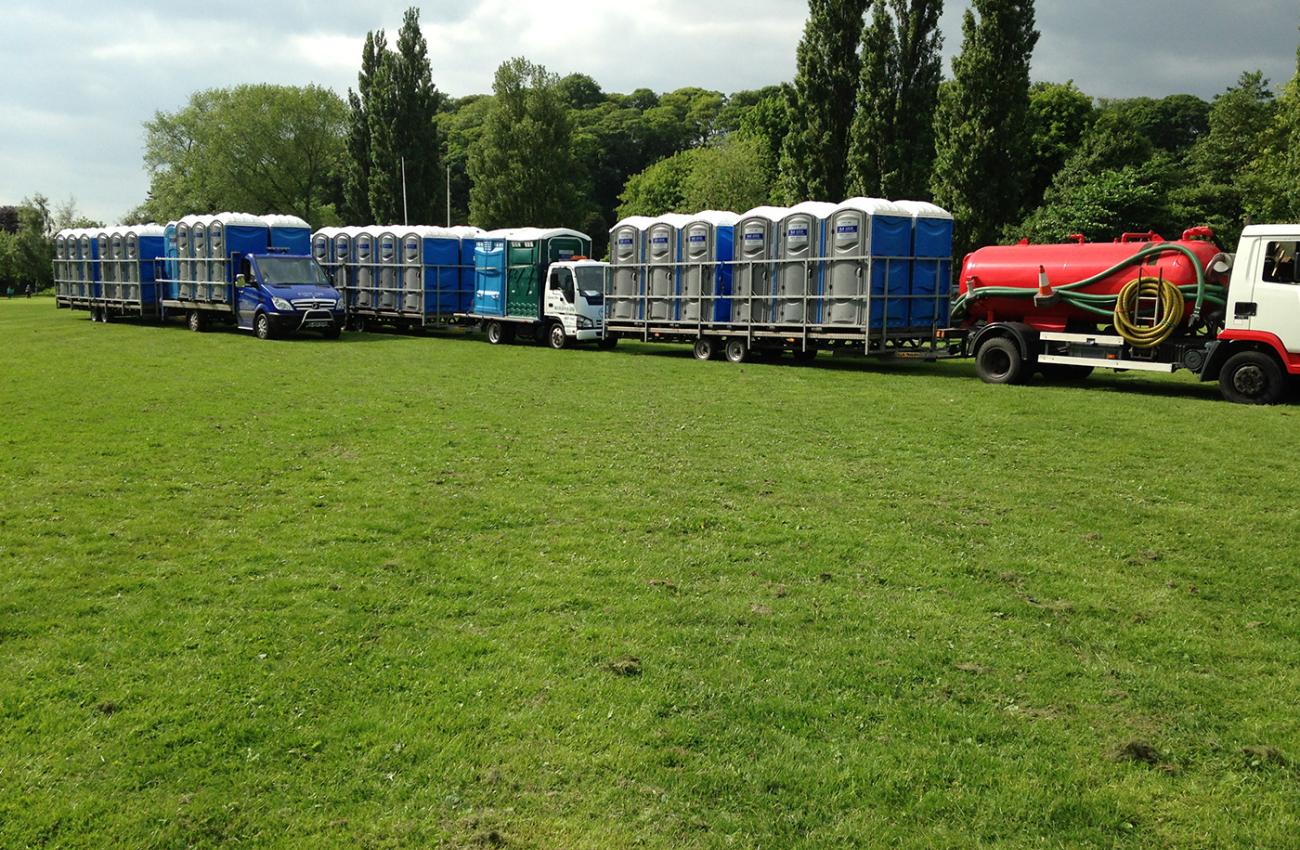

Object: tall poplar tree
[367,8,444,225]
[779,0,871,202]
[468,57,583,229]
[931,0,1038,256]
[848,0,944,200]
[341,30,385,224]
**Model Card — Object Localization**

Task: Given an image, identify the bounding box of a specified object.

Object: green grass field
[1,297,1297,848]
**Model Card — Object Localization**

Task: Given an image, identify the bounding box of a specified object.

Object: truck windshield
[575,267,605,304]
[257,257,331,288]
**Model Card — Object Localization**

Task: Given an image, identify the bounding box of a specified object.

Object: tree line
[7,2,1297,290]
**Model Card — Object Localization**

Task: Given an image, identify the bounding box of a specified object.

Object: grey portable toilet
[175,217,193,298]
[377,229,399,311]
[332,228,356,303]
[54,232,68,298]
[680,210,739,324]
[355,229,375,308]
[192,219,209,297]
[825,197,911,328]
[96,230,114,301]
[645,214,693,322]
[609,215,654,321]
[207,217,225,288]
[77,231,94,298]
[733,206,788,324]
[400,227,423,314]
[775,201,836,324]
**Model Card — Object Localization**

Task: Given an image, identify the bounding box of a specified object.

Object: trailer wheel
[692,338,715,361]
[486,321,506,345]
[547,322,567,350]
[187,311,205,333]
[975,337,1027,385]
[254,312,275,341]
[1219,350,1286,404]
[724,339,749,364]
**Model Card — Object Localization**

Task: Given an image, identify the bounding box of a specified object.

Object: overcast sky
[2,1,1296,222]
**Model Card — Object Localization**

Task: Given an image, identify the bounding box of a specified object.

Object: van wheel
[486,321,506,344]
[976,338,1026,384]
[254,313,274,341]
[724,339,749,364]
[692,338,715,361]
[188,311,205,333]
[1219,350,1285,404]
[548,322,567,350]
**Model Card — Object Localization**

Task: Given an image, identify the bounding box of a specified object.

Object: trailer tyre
[187,311,205,333]
[254,312,275,341]
[724,339,749,364]
[975,337,1027,385]
[1219,350,1286,404]
[693,338,715,361]
[486,321,506,345]
[547,322,567,350]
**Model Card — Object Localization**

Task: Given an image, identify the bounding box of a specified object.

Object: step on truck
[948,224,1300,404]
[160,213,345,340]
[462,227,611,349]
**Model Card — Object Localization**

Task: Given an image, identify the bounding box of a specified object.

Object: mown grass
[1,297,1297,848]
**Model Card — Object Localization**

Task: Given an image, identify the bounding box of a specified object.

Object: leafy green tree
[931,0,1039,256]
[1245,45,1300,223]
[738,88,793,203]
[367,8,444,225]
[437,95,495,226]
[342,30,387,224]
[848,0,944,201]
[142,84,347,226]
[1015,156,1178,243]
[557,73,607,110]
[469,57,585,230]
[1025,81,1094,208]
[682,136,772,213]
[779,0,871,202]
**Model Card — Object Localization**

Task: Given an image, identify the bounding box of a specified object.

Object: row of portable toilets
[608,198,954,331]
[312,225,485,316]
[55,213,313,308]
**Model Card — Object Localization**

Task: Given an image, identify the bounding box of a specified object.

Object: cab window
[551,268,574,301]
[1263,241,1298,284]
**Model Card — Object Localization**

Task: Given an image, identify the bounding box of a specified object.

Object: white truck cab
[542,259,612,349]
[1222,226,1300,352]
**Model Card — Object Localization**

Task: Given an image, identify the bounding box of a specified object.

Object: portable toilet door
[895,201,954,329]
[645,216,688,322]
[332,229,356,308]
[311,229,333,268]
[826,198,911,328]
[94,231,112,301]
[193,220,213,299]
[776,202,836,324]
[472,233,508,317]
[175,220,192,298]
[123,231,139,304]
[78,232,94,299]
[376,230,400,311]
[355,230,375,308]
[401,230,423,314]
[215,213,271,291]
[610,217,651,321]
[420,227,461,316]
[734,207,786,324]
[111,230,128,301]
[505,232,542,319]
[208,219,227,291]
[134,225,166,309]
[54,233,68,299]
[681,211,739,324]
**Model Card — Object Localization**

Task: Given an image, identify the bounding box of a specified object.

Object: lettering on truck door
[1250,239,1300,352]
[548,267,576,324]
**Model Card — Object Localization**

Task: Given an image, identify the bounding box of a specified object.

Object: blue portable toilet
[264,214,311,255]
[421,226,464,315]
[895,201,954,329]
[446,226,484,314]
[609,216,654,321]
[775,201,836,324]
[680,211,738,323]
[127,224,167,308]
[472,230,510,316]
[210,213,271,285]
[163,221,179,288]
[826,198,912,329]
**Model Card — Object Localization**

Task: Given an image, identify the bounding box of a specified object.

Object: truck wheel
[254,312,275,341]
[975,338,1027,385]
[486,321,506,344]
[187,311,205,333]
[692,338,715,361]
[1219,350,1286,404]
[547,322,567,350]
[724,339,749,364]
[1040,363,1093,381]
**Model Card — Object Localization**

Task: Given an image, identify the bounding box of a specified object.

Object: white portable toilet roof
[894,200,953,221]
[785,201,838,219]
[129,224,166,237]
[262,213,310,229]
[611,215,657,231]
[647,213,695,228]
[314,226,341,239]
[834,197,909,217]
[686,210,740,226]
[413,225,461,240]
[211,212,267,227]
[487,227,590,242]
[445,225,486,238]
[739,205,790,223]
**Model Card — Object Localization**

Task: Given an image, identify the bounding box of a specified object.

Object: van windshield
[575,267,606,303]
[257,256,331,288]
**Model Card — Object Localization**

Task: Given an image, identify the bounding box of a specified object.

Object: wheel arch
[1203,331,1299,380]
[968,322,1040,361]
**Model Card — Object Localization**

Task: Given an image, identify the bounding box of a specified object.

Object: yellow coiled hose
[1114,276,1185,348]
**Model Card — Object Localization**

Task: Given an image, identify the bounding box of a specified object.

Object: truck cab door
[546,267,575,321]
[235,255,260,330]
[1244,238,1300,352]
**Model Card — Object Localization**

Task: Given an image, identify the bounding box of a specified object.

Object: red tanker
[957,230,1228,332]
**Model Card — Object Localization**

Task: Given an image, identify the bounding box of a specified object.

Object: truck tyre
[547,322,567,350]
[1040,363,1093,381]
[187,311,205,333]
[724,339,749,364]
[693,338,715,361]
[976,337,1027,385]
[486,321,506,345]
[254,312,275,341]
[1219,350,1286,404]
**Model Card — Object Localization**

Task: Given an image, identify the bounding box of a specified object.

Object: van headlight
[271,297,293,311]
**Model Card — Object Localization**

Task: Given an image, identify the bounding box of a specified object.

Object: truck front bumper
[575,328,602,342]
[267,309,345,335]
